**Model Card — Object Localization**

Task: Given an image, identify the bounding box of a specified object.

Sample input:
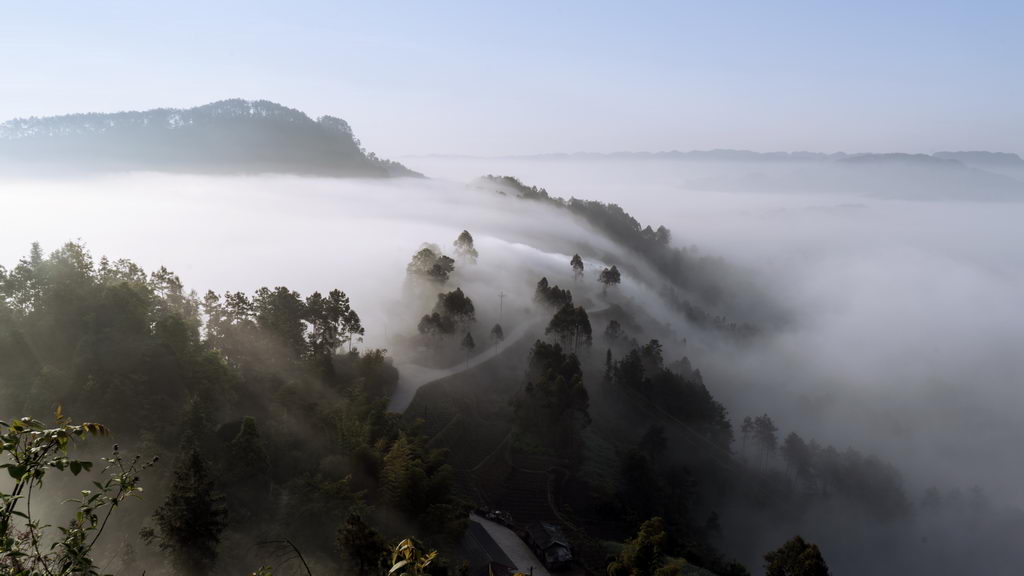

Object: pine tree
[570,253,585,281]
[143,447,228,576]
[453,230,479,263]
[381,434,413,510]
[461,331,476,365]
[598,265,622,294]
[764,536,830,576]
[490,323,504,352]
[338,513,386,576]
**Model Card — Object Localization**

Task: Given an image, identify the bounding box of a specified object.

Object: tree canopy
[599,265,622,293]
[763,536,830,576]
[406,246,456,284]
[453,230,479,263]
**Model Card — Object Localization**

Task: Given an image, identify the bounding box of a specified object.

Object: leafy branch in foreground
[0,410,155,576]
[251,538,530,576]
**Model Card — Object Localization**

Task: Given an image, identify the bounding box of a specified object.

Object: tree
[534,277,572,309]
[228,417,268,473]
[418,312,454,340]
[433,287,476,329]
[545,303,592,354]
[1,414,153,576]
[740,416,754,455]
[305,290,342,363]
[753,414,779,470]
[639,425,668,461]
[143,447,228,576]
[407,246,455,284]
[611,341,734,449]
[513,341,591,453]
[490,323,504,351]
[342,303,365,351]
[380,433,413,510]
[225,417,270,521]
[461,331,476,365]
[453,230,479,263]
[763,536,830,576]
[606,517,668,576]
[598,265,622,294]
[254,286,308,357]
[338,514,386,576]
[570,254,584,282]
[418,288,475,343]
[306,289,363,360]
[654,225,671,246]
[604,319,623,343]
[781,432,810,482]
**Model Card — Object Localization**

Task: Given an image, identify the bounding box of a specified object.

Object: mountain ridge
[403,148,1023,167]
[0,99,421,178]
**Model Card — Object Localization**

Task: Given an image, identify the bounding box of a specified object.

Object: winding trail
[386,315,545,413]
[387,304,610,413]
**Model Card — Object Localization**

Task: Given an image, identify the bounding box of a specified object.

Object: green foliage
[453,230,479,263]
[1,412,154,576]
[489,323,504,352]
[407,246,456,284]
[418,312,454,339]
[0,99,425,177]
[483,175,755,336]
[534,277,573,309]
[142,447,227,576]
[607,517,667,576]
[611,341,733,448]
[254,286,308,357]
[763,536,830,576]
[419,288,476,342]
[380,433,457,531]
[604,319,624,343]
[434,288,476,328]
[752,414,778,469]
[513,341,590,457]
[0,243,462,572]
[598,265,622,293]
[389,538,438,576]
[461,332,476,360]
[224,417,270,522]
[228,417,268,475]
[570,254,585,281]
[545,303,592,354]
[306,289,364,359]
[337,513,386,576]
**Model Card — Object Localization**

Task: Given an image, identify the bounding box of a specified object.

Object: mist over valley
[3,3,1024,574]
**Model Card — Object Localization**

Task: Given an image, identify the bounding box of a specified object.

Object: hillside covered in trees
[0,100,420,177]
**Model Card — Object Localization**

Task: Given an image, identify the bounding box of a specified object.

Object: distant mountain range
[0,99,420,177]
[2,99,1022,200]
[416,149,1024,168]
[411,149,1024,201]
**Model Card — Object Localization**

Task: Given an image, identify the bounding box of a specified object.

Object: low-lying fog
[3,159,1023,513]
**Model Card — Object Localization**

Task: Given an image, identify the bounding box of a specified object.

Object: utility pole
[499,290,505,323]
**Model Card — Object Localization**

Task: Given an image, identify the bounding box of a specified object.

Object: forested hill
[0,99,421,177]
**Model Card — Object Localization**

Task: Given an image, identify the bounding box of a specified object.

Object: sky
[1,0,1022,157]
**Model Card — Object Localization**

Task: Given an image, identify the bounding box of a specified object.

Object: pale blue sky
[1,1,1021,156]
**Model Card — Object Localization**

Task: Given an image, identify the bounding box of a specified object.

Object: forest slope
[0,99,420,177]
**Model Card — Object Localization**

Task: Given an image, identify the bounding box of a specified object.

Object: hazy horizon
[3,1,1023,157]
[3,3,1023,575]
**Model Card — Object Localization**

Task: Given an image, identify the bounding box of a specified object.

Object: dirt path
[386,316,543,412]
[388,304,611,414]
